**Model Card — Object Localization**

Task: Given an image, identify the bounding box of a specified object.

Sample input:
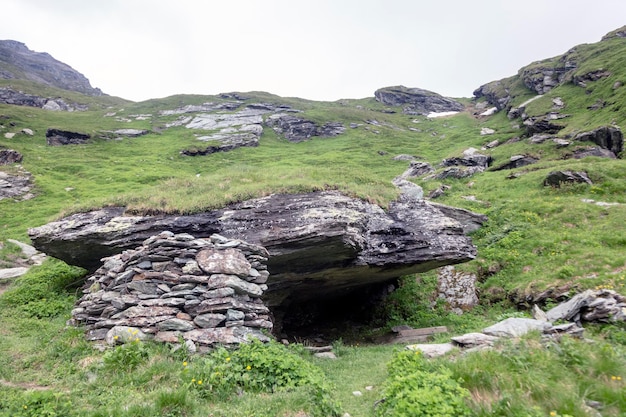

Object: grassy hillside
[1,29,625,416]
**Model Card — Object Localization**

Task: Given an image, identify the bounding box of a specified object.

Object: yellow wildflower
[183,361,188,367]
[197,380,203,385]
[226,357,231,362]
[550,412,557,417]
[246,365,251,371]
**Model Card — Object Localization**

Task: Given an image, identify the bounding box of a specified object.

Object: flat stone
[208,274,263,297]
[0,267,29,281]
[157,318,195,331]
[196,248,251,277]
[405,343,455,358]
[451,332,499,347]
[105,326,150,345]
[482,318,551,338]
[194,313,226,328]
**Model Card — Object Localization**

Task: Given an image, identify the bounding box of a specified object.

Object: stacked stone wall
[71,232,272,349]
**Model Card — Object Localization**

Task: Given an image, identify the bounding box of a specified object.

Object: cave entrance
[275,282,396,344]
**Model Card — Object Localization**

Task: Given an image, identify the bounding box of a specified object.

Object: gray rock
[437,265,479,312]
[0,266,29,281]
[543,170,592,187]
[0,170,33,201]
[265,114,344,142]
[183,326,270,346]
[226,309,245,322]
[0,40,103,96]
[314,352,337,359]
[482,318,552,338]
[28,191,481,307]
[451,332,499,347]
[574,126,623,155]
[194,313,226,328]
[46,129,90,146]
[7,239,38,257]
[374,86,464,115]
[405,343,455,358]
[197,248,251,277]
[398,161,434,179]
[105,326,150,345]
[569,146,617,159]
[157,318,195,331]
[0,149,23,165]
[492,155,539,171]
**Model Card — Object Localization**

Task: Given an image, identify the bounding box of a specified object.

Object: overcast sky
[2,0,626,102]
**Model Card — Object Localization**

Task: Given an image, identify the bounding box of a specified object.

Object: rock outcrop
[0,169,33,201]
[574,126,623,156]
[0,87,88,111]
[72,232,272,348]
[543,170,593,187]
[46,129,91,146]
[265,114,345,142]
[0,149,22,165]
[374,86,464,116]
[0,40,103,96]
[28,191,482,308]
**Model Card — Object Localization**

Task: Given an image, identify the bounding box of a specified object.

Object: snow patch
[426,111,459,118]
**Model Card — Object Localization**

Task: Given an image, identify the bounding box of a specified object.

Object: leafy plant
[183,339,342,416]
[102,338,150,371]
[375,350,471,417]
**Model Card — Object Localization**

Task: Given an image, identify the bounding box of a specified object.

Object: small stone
[352,391,363,397]
[182,260,202,275]
[314,352,337,359]
[194,313,226,328]
[136,260,152,269]
[157,318,195,332]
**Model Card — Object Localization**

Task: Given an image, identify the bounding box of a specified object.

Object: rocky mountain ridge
[0,40,103,96]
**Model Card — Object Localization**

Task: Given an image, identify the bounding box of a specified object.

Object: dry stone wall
[70,231,273,349]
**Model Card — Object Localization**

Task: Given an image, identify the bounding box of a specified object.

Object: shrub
[0,259,85,318]
[375,350,471,417]
[183,339,341,416]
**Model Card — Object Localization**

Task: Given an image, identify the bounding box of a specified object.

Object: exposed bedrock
[29,191,484,309]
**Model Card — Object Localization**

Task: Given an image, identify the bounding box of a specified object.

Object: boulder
[0,170,33,200]
[569,146,617,159]
[0,149,23,165]
[482,318,552,338]
[28,191,482,307]
[574,126,623,156]
[374,86,464,116]
[543,170,592,187]
[437,265,479,313]
[546,289,626,324]
[442,149,492,169]
[46,129,90,146]
[492,155,539,171]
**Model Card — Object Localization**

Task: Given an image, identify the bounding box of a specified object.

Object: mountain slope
[0,40,103,96]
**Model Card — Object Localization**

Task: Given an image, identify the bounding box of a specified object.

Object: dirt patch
[0,379,50,391]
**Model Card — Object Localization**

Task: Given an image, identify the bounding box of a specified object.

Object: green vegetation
[1,29,626,416]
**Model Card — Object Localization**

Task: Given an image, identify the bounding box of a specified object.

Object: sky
[2,0,626,102]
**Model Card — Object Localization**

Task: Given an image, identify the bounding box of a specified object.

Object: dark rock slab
[574,126,623,155]
[29,191,481,306]
[543,170,592,187]
[46,128,90,146]
[0,149,23,164]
